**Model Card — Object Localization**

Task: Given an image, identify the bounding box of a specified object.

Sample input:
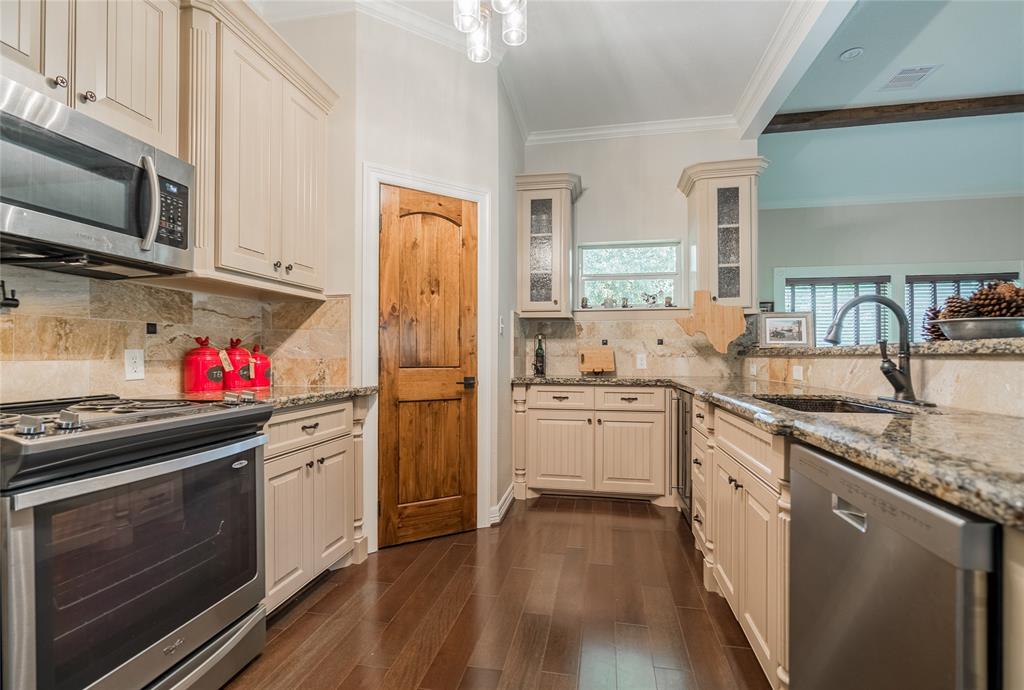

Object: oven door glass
[31,445,258,690]
[0,111,151,239]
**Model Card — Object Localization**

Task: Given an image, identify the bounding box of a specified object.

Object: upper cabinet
[1,0,178,152]
[679,158,767,311]
[516,173,582,318]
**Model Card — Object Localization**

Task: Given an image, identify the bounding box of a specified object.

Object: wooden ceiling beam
[764,94,1024,134]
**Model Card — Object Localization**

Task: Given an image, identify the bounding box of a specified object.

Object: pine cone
[940,295,979,319]
[970,281,1024,317]
[922,305,947,341]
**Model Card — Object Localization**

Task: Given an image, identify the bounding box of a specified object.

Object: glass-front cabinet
[679,158,766,311]
[516,173,581,318]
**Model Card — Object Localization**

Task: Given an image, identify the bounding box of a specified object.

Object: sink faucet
[824,295,922,404]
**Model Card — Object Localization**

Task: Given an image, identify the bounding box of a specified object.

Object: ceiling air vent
[880,65,940,90]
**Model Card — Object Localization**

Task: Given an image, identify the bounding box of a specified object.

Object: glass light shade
[502,2,526,47]
[453,0,480,33]
[467,7,491,63]
[491,0,521,14]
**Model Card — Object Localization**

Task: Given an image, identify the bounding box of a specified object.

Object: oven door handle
[10,434,266,511]
[140,153,160,251]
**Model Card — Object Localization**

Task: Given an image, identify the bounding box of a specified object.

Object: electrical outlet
[792,365,804,381]
[498,315,505,335]
[749,363,758,376]
[636,352,647,369]
[124,349,145,380]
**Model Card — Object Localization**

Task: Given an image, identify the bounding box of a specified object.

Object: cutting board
[578,347,615,374]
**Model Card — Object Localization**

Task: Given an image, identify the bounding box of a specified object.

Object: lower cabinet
[710,449,741,611]
[738,465,779,676]
[526,409,594,491]
[595,411,665,495]
[264,407,354,613]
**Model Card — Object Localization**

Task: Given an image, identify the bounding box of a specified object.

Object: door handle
[456,376,476,389]
[831,494,868,532]
[140,155,160,251]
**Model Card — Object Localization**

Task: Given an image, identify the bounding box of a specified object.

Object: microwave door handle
[140,154,160,251]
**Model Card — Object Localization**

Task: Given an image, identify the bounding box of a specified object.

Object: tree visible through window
[784,276,891,346]
[578,242,681,309]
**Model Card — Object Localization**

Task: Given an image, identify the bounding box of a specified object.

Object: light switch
[499,315,505,335]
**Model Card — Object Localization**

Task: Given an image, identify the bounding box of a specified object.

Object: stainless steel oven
[1,435,266,690]
[0,76,194,279]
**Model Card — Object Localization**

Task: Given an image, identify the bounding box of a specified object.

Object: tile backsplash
[0,266,349,402]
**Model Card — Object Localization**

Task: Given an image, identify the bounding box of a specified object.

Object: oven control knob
[239,391,256,403]
[16,415,48,436]
[55,410,82,430]
[223,392,240,405]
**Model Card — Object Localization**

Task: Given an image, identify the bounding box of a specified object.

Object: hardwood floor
[226,497,770,690]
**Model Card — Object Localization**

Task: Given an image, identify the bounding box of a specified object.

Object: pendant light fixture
[455,0,528,62]
[453,0,481,33]
[502,0,527,47]
[466,7,492,63]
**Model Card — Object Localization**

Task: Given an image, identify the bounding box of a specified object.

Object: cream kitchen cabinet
[526,408,595,492]
[594,411,665,495]
[1,0,179,153]
[1,0,71,103]
[516,173,581,318]
[678,158,767,311]
[264,402,355,613]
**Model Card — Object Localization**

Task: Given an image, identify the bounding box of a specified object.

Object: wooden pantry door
[378,184,478,547]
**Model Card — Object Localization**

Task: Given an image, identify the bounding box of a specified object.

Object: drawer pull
[552,395,570,401]
[620,396,639,402]
[692,458,702,466]
[695,413,705,420]
[301,422,320,433]
[693,515,703,525]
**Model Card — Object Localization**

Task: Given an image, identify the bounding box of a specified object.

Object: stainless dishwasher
[791,444,998,690]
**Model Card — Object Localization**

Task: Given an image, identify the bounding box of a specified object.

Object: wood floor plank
[722,646,773,690]
[611,528,646,625]
[369,539,431,582]
[337,665,389,690]
[291,617,390,690]
[538,672,576,690]
[540,547,586,676]
[496,612,551,690]
[309,566,379,615]
[362,543,474,668]
[578,563,617,690]
[652,529,704,609]
[614,623,657,690]
[378,565,480,689]
[675,606,737,690]
[267,573,337,641]
[701,589,750,648]
[419,594,498,690]
[641,586,691,672]
[524,552,564,615]
[226,612,330,689]
[370,538,457,622]
[458,667,502,690]
[654,667,698,690]
[467,567,536,669]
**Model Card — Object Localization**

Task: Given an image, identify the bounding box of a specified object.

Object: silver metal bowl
[932,317,1024,340]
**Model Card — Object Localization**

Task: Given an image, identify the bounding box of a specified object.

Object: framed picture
[758,312,814,347]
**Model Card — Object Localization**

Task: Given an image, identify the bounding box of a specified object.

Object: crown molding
[734,0,856,139]
[525,114,738,146]
[515,172,583,200]
[677,157,769,196]
[498,69,529,145]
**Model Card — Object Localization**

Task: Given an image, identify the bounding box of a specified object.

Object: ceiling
[252,0,796,138]
[781,0,1024,113]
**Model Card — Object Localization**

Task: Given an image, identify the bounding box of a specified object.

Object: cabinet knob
[734,482,744,491]
[728,476,736,486]
[285,264,294,272]
[711,295,718,302]
[305,460,314,469]
[695,413,704,420]
[693,515,703,525]
[692,458,702,466]
[597,418,602,425]
[317,457,325,465]
[81,90,97,102]
[553,299,558,305]
[587,418,592,425]
[50,75,68,89]
[273,261,282,270]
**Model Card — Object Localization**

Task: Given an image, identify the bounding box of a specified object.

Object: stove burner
[0,414,21,428]
[66,400,124,412]
[109,400,194,414]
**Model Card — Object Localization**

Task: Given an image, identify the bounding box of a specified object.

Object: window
[905,272,1020,341]
[784,276,891,346]
[577,242,682,309]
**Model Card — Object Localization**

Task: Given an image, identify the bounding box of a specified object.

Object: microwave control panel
[157,179,189,249]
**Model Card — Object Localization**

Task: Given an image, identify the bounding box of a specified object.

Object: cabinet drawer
[692,488,709,553]
[691,429,710,499]
[595,387,665,412]
[715,409,785,489]
[526,386,594,410]
[693,398,713,435]
[266,402,352,459]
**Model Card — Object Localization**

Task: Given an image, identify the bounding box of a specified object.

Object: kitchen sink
[753,395,904,414]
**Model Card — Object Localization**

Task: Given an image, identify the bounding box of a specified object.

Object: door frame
[359,163,495,554]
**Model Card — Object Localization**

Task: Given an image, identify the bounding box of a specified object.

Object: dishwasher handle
[831,494,868,532]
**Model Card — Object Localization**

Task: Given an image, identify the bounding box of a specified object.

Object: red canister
[183,337,225,393]
[250,344,272,389]
[223,338,254,390]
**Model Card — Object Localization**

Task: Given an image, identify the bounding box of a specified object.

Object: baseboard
[488,483,515,525]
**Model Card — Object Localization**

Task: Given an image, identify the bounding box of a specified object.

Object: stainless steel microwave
[0,77,194,279]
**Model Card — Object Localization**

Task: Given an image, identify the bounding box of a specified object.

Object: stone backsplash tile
[90,279,194,323]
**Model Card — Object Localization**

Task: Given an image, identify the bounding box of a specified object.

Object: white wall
[524,130,757,246]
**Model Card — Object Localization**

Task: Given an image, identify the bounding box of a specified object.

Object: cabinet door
[1,0,71,103]
[518,189,567,314]
[707,176,753,309]
[265,448,314,612]
[74,0,179,153]
[313,436,354,572]
[526,409,594,491]
[594,411,665,495]
[218,27,282,280]
[738,465,778,678]
[711,449,741,612]
[279,80,326,289]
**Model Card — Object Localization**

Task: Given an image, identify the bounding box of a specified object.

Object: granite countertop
[512,375,1024,528]
[739,337,1024,358]
[265,385,378,409]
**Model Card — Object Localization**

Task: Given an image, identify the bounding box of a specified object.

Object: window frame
[783,275,892,346]
[575,240,685,311]
[905,271,1020,342]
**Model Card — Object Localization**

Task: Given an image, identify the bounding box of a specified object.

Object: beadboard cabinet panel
[313,436,354,573]
[594,411,665,495]
[264,448,315,612]
[280,79,326,289]
[526,409,595,491]
[711,448,741,613]
[739,466,779,679]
